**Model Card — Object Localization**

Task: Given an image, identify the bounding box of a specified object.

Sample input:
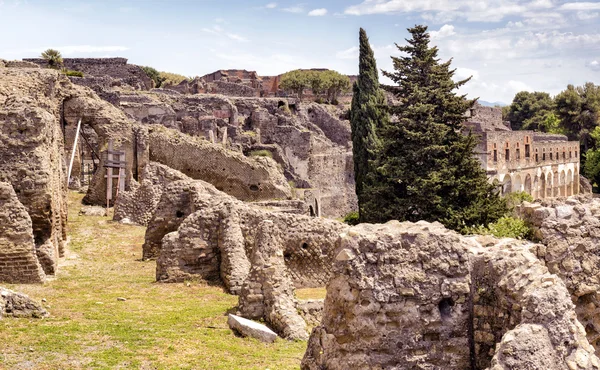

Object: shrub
[250,150,272,158]
[506,191,534,210]
[159,71,188,86]
[141,66,164,88]
[62,69,84,77]
[465,216,534,240]
[343,211,360,226]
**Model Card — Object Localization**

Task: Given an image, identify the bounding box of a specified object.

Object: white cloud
[283,5,305,13]
[308,8,327,16]
[336,46,359,59]
[587,60,600,71]
[560,2,600,10]
[454,67,479,81]
[577,11,599,19]
[430,24,456,39]
[265,2,277,9]
[508,80,534,92]
[202,25,248,42]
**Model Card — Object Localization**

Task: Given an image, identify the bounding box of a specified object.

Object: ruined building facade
[466,104,580,199]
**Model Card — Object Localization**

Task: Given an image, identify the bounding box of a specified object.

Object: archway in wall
[524,174,532,196]
[546,172,553,198]
[567,169,573,196]
[553,172,559,197]
[513,174,523,193]
[502,174,512,195]
[560,171,566,197]
[540,174,546,199]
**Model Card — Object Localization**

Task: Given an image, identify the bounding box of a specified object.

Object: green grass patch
[249,150,272,158]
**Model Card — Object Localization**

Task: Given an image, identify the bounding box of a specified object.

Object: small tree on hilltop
[40,49,63,69]
[350,28,388,222]
[363,25,507,231]
[280,70,310,99]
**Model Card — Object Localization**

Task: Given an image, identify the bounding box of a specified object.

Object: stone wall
[146,179,348,293]
[23,58,152,90]
[147,125,291,201]
[0,183,46,283]
[0,68,69,276]
[302,221,598,370]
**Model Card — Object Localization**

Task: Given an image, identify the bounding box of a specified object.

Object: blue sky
[1,0,599,103]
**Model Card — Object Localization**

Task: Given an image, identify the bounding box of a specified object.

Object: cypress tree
[350,28,388,222]
[363,25,507,231]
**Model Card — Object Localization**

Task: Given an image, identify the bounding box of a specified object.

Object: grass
[249,150,272,158]
[0,192,307,369]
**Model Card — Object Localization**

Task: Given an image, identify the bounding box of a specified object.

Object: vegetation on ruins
[62,69,84,77]
[40,49,63,68]
[279,69,350,104]
[360,25,508,232]
[249,150,273,158]
[349,28,387,223]
[159,71,189,86]
[465,191,534,239]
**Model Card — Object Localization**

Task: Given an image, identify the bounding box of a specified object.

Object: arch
[502,174,512,195]
[533,175,539,199]
[559,170,566,197]
[567,169,573,196]
[546,172,553,198]
[540,174,546,199]
[553,171,559,197]
[524,174,532,196]
[513,174,523,193]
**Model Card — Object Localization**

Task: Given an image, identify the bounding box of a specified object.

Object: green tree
[279,69,310,99]
[362,25,507,231]
[349,28,388,222]
[40,49,63,69]
[322,70,351,104]
[584,148,600,187]
[506,91,554,131]
[555,83,600,152]
[141,66,165,88]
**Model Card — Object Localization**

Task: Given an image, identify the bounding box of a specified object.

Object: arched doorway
[546,172,553,198]
[553,172,560,197]
[539,174,546,199]
[566,170,573,196]
[502,174,512,195]
[513,174,523,193]
[524,174,532,196]
[560,171,566,196]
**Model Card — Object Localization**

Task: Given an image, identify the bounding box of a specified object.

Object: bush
[465,216,533,240]
[142,66,164,88]
[250,150,272,158]
[62,69,84,77]
[343,211,360,226]
[506,191,534,210]
[159,71,188,86]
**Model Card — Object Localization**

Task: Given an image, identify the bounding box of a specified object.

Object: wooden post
[106,140,113,209]
[67,119,82,186]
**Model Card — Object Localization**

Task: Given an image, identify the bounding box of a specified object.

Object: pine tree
[363,25,507,231]
[350,28,388,222]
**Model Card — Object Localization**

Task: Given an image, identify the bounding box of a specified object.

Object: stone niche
[302,221,599,370]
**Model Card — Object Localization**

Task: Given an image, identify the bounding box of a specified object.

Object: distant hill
[479,100,507,107]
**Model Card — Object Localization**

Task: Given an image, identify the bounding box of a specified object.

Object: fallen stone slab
[227,314,277,343]
[79,206,107,217]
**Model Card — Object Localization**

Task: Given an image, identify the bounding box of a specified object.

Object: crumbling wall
[0,183,45,283]
[302,221,599,370]
[0,68,69,275]
[519,197,600,351]
[148,179,347,293]
[148,125,291,201]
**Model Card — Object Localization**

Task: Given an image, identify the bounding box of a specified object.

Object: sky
[1,0,599,104]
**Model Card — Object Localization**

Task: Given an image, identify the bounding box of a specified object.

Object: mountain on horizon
[478,100,507,107]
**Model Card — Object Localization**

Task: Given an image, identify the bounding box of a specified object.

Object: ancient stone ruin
[302,221,599,370]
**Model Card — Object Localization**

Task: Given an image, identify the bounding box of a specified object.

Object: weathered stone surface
[238,220,309,340]
[79,206,107,217]
[519,197,600,352]
[148,125,291,202]
[0,182,45,283]
[0,287,48,318]
[227,314,278,343]
[581,175,593,194]
[301,221,599,370]
[0,68,69,276]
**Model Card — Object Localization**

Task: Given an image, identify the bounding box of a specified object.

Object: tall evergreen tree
[350,28,388,221]
[362,25,507,231]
